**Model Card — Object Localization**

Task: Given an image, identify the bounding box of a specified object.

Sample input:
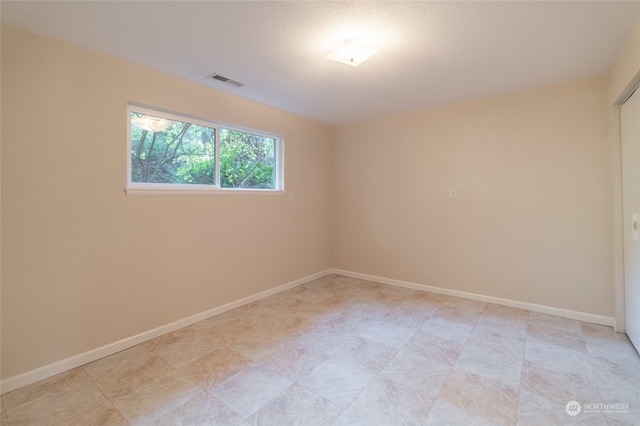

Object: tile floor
[2,274,639,425]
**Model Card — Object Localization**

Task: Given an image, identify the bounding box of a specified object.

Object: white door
[622,86,640,352]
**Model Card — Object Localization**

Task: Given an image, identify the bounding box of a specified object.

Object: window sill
[125,187,285,196]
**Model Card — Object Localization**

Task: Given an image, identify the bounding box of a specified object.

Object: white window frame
[126,104,284,195]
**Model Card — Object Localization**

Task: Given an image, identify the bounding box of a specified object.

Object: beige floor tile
[405,330,466,367]
[227,333,292,361]
[527,313,588,352]
[345,301,393,321]
[66,401,128,426]
[209,364,292,418]
[475,304,529,338]
[332,275,375,290]
[524,338,592,378]
[425,400,502,426]
[297,358,374,407]
[149,391,246,425]
[186,309,237,331]
[587,338,627,363]
[526,322,587,353]
[439,370,519,425]
[176,346,254,390]
[255,341,328,382]
[3,367,93,411]
[345,376,434,426]
[378,345,451,399]
[605,408,640,426]
[314,295,360,311]
[83,345,150,376]
[260,294,318,315]
[431,305,482,326]
[296,324,355,355]
[364,287,413,306]
[516,388,608,426]
[0,399,5,426]
[289,284,336,304]
[358,318,417,349]
[380,306,433,329]
[372,282,417,298]
[465,327,526,352]
[196,316,256,345]
[455,329,525,387]
[331,408,376,426]
[323,311,379,336]
[411,290,452,304]
[252,314,315,340]
[330,336,397,374]
[84,345,173,399]
[144,330,222,369]
[230,298,271,316]
[111,368,201,425]
[443,297,486,313]
[247,384,342,426]
[420,316,474,345]
[580,322,630,346]
[482,303,529,319]
[295,302,343,327]
[234,307,287,330]
[455,352,523,389]
[598,383,640,413]
[143,327,199,352]
[520,360,601,406]
[395,296,440,314]
[4,368,107,426]
[528,311,582,333]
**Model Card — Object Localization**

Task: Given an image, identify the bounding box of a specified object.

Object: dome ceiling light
[325,38,380,67]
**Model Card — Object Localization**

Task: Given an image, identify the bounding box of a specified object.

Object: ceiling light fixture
[325,38,380,67]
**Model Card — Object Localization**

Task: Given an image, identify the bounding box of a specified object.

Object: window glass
[220,128,276,189]
[131,112,216,185]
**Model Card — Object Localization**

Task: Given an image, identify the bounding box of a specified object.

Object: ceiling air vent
[208,73,245,88]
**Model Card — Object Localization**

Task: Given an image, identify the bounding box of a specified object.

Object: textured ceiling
[2,1,640,125]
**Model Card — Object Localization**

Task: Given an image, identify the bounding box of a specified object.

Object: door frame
[614,74,640,333]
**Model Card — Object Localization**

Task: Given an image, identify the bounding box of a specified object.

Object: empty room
[2,1,640,425]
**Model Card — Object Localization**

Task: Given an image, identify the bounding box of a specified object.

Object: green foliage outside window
[130,112,277,189]
[220,128,275,189]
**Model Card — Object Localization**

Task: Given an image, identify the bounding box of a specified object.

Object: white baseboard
[330,268,615,327]
[0,269,332,395]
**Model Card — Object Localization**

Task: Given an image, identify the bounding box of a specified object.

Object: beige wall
[332,76,613,316]
[0,25,332,379]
